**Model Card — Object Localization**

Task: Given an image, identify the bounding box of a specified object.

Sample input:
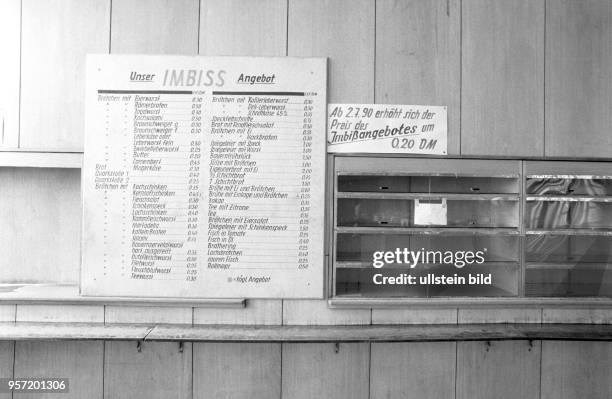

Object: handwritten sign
[327,104,447,154]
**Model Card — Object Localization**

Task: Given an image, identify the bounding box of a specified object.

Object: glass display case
[331,158,612,301]
[332,157,522,298]
[524,161,612,297]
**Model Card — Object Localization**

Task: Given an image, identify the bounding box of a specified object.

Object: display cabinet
[332,157,612,302]
[524,161,612,297]
[332,157,522,299]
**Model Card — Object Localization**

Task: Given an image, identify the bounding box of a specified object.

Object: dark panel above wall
[376,0,460,155]
[461,0,544,157]
[545,0,612,158]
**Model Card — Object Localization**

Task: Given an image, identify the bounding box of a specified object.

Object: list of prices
[82,55,326,298]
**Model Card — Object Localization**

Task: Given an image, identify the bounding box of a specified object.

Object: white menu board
[81,55,326,298]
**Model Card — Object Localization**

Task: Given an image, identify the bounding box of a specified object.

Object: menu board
[81,55,326,298]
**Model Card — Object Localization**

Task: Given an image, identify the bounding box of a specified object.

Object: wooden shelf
[0,150,82,168]
[328,297,612,308]
[1,322,612,342]
[526,262,612,270]
[336,227,520,235]
[337,192,519,200]
[0,284,245,307]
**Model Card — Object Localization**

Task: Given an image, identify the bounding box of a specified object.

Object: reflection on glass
[526,178,612,196]
[526,201,612,230]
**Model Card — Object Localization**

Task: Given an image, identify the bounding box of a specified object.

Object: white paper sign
[82,55,326,298]
[327,104,447,154]
[414,199,447,226]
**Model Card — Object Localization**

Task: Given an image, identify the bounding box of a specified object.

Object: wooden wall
[1,339,611,399]
[1,0,612,323]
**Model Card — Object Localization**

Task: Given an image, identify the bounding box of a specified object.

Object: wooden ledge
[0,284,245,308]
[1,322,612,342]
[0,150,82,168]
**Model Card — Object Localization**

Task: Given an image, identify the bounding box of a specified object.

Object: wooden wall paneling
[370,342,455,399]
[288,0,374,102]
[193,299,281,325]
[372,308,457,324]
[287,0,374,321]
[457,340,540,399]
[458,308,542,323]
[16,305,104,323]
[283,299,370,325]
[0,0,21,148]
[461,0,544,156]
[542,308,612,324]
[376,0,460,154]
[193,343,280,399]
[0,341,14,399]
[542,341,612,399]
[105,306,192,324]
[111,0,199,54]
[198,0,286,321]
[545,0,612,157]
[282,342,369,399]
[0,168,81,284]
[199,0,287,56]
[104,341,192,399]
[20,0,110,150]
[0,306,16,322]
[14,341,103,399]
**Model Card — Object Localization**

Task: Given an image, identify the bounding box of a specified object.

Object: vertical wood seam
[454,341,459,399]
[108,0,113,53]
[543,0,547,157]
[373,0,376,103]
[17,0,23,149]
[459,0,462,155]
[279,343,283,399]
[197,0,201,54]
[538,340,543,399]
[367,342,372,399]
[285,0,289,56]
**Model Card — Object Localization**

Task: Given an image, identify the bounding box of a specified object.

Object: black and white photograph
[1,0,611,398]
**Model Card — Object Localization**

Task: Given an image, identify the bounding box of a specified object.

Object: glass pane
[526,178,612,196]
[526,201,612,229]
[336,233,519,264]
[526,268,612,297]
[525,235,612,297]
[337,198,518,228]
[526,235,612,263]
[336,264,518,297]
[338,175,518,194]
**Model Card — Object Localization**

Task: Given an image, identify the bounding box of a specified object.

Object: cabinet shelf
[337,192,519,201]
[526,229,612,236]
[526,196,612,202]
[336,226,520,235]
[526,262,612,270]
